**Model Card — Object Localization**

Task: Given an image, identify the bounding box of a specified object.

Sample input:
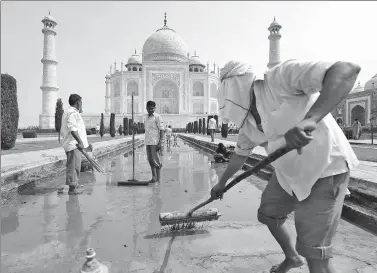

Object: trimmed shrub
[1,73,19,149]
[123,118,128,135]
[118,125,123,135]
[199,119,202,134]
[22,130,37,138]
[86,129,92,135]
[54,98,64,143]
[110,113,116,137]
[100,113,105,138]
[221,123,228,138]
[128,118,133,135]
[91,128,96,134]
[202,118,206,135]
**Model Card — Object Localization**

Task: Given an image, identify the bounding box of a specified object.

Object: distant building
[331,75,377,127]
[101,13,220,129]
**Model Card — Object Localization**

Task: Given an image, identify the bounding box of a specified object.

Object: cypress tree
[55,98,64,143]
[1,73,19,149]
[100,113,105,138]
[110,113,116,137]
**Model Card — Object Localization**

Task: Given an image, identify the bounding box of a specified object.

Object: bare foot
[270,257,305,273]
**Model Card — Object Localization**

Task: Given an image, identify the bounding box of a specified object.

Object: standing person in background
[96,124,100,136]
[352,118,362,140]
[145,101,164,183]
[166,125,172,145]
[208,116,217,142]
[60,94,92,195]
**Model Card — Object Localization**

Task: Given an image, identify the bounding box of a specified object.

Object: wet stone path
[1,139,377,273]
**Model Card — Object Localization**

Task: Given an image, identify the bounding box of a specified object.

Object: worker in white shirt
[165,125,172,145]
[211,60,360,273]
[60,94,92,195]
[208,116,217,142]
[145,101,164,183]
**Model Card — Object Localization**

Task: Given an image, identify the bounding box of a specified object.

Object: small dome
[364,74,377,90]
[351,81,364,93]
[268,16,281,30]
[189,53,205,67]
[127,51,142,66]
[142,14,189,63]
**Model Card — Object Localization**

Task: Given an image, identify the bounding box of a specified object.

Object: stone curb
[1,136,144,198]
[179,134,377,235]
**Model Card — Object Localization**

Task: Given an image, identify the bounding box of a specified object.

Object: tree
[221,123,228,138]
[110,113,116,137]
[100,113,105,138]
[1,73,19,150]
[55,98,64,143]
[124,117,129,135]
[128,118,133,135]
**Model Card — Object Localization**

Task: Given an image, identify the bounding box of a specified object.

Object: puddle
[1,139,267,273]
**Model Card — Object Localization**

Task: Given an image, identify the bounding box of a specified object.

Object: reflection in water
[1,139,226,273]
[64,195,83,250]
[1,207,19,235]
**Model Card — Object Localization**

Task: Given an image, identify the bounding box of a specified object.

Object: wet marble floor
[1,139,377,273]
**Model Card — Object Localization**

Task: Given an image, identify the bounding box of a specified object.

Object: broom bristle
[159,208,221,228]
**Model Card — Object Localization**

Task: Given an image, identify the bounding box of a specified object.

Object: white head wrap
[217,61,256,127]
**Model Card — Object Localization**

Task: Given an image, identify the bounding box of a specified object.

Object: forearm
[71,131,83,145]
[305,61,361,123]
[218,153,248,186]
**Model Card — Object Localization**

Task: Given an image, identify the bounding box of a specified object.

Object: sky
[1,1,376,128]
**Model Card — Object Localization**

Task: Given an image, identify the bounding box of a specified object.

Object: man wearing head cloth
[212,60,360,273]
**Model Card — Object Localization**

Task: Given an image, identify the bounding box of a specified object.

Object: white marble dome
[364,74,377,91]
[127,53,142,65]
[142,25,189,63]
[351,82,364,93]
[189,55,205,67]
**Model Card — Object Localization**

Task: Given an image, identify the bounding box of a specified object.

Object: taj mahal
[38,13,376,130]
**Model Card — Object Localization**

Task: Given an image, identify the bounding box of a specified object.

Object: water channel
[1,139,267,273]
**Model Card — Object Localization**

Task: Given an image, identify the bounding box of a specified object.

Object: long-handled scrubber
[159,141,297,229]
[118,95,150,186]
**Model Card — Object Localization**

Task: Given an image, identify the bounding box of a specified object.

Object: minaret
[105,73,111,114]
[39,12,59,129]
[267,17,282,69]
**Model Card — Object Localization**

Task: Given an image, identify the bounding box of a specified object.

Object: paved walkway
[1,135,143,177]
[15,134,98,143]
[182,134,377,185]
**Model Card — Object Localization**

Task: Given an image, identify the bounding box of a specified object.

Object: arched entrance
[153,79,179,114]
[351,105,365,125]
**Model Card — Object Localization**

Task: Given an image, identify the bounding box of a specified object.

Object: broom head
[159,208,221,226]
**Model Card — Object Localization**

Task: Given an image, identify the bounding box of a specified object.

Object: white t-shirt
[61,106,89,152]
[208,118,217,129]
[236,59,359,201]
[166,128,172,136]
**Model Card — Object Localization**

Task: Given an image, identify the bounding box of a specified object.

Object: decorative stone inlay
[151,73,180,87]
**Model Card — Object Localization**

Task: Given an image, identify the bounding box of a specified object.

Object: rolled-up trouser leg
[257,173,294,228]
[66,149,81,186]
[295,171,350,260]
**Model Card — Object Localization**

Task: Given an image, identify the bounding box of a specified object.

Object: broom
[118,95,150,186]
[159,134,310,228]
[79,149,105,173]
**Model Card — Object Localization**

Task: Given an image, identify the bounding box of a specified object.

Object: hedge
[1,73,19,149]
[22,130,37,138]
